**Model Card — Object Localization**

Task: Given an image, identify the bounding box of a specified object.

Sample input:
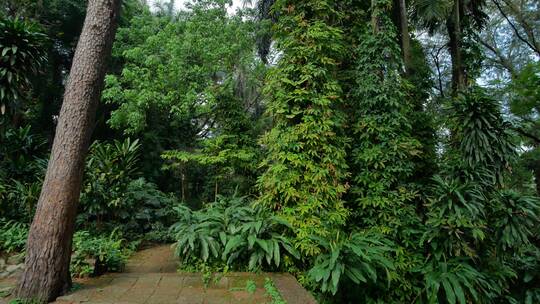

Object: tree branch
[491,0,540,56]
[477,35,517,77]
[514,126,540,145]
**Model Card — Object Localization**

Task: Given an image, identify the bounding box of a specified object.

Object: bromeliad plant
[171,195,299,271]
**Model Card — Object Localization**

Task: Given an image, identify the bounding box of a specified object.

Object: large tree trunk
[447,0,466,93]
[15,0,121,302]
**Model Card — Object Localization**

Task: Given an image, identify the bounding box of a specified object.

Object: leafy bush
[79,138,140,226]
[79,138,176,240]
[0,218,28,253]
[490,190,540,251]
[308,231,395,295]
[171,195,299,271]
[0,126,47,222]
[422,175,487,259]
[70,230,131,277]
[448,87,516,184]
[422,259,493,304]
[0,17,47,118]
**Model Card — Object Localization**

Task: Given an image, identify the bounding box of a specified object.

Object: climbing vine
[257,0,350,257]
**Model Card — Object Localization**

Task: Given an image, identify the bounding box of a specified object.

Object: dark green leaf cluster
[308,231,395,295]
[0,17,47,119]
[0,126,47,222]
[171,195,299,271]
[79,138,176,241]
[71,230,133,277]
[348,3,422,237]
[257,0,350,257]
[0,218,28,253]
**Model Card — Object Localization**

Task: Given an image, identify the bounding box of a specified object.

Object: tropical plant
[70,230,132,277]
[0,17,47,124]
[422,175,487,259]
[79,138,176,240]
[257,0,350,257]
[171,195,299,271]
[422,258,494,304]
[448,87,516,184]
[347,0,422,238]
[0,126,47,222]
[79,138,141,227]
[308,231,395,296]
[0,218,29,253]
[490,190,540,251]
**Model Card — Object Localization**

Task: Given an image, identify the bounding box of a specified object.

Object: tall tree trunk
[398,0,412,73]
[535,162,540,196]
[371,0,380,34]
[15,0,121,302]
[447,0,466,93]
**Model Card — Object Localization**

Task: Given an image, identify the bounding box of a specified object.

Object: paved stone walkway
[1,245,316,304]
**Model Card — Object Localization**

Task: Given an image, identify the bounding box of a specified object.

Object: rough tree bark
[15,0,121,302]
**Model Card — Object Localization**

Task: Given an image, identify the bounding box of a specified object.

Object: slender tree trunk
[371,0,379,34]
[534,163,540,196]
[447,0,466,93]
[181,168,186,202]
[398,0,412,73]
[15,0,121,302]
[215,180,218,202]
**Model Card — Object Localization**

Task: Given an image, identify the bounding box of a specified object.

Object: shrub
[78,138,176,240]
[70,230,131,277]
[308,231,395,296]
[0,126,47,222]
[422,259,494,304]
[171,195,299,271]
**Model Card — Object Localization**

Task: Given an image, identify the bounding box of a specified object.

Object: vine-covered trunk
[15,0,121,302]
[447,0,466,93]
[397,0,412,72]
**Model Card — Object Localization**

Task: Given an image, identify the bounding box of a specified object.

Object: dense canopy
[1,0,539,303]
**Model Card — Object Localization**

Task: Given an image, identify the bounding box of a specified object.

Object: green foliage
[79,138,176,240]
[264,277,287,304]
[104,2,260,135]
[0,126,47,222]
[0,17,47,122]
[104,1,266,199]
[0,218,28,253]
[171,195,299,271]
[422,259,493,304]
[508,61,540,195]
[71,230,131,277]
[257,0,350,257]
[490,190,540,251]
[347,1,421,238]
[245,279,257,294]
[1,1,539,303]
[308,231,395,296]
[509,62,540,118]
[423,175,487,259]
[448,87,516,183]
[8,299,42,304]
[79,138,141,225]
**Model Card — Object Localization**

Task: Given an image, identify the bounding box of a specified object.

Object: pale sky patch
[149,0,250,14]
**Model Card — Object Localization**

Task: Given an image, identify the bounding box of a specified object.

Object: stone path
[124,245,178,274]
[1,245,316,304]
